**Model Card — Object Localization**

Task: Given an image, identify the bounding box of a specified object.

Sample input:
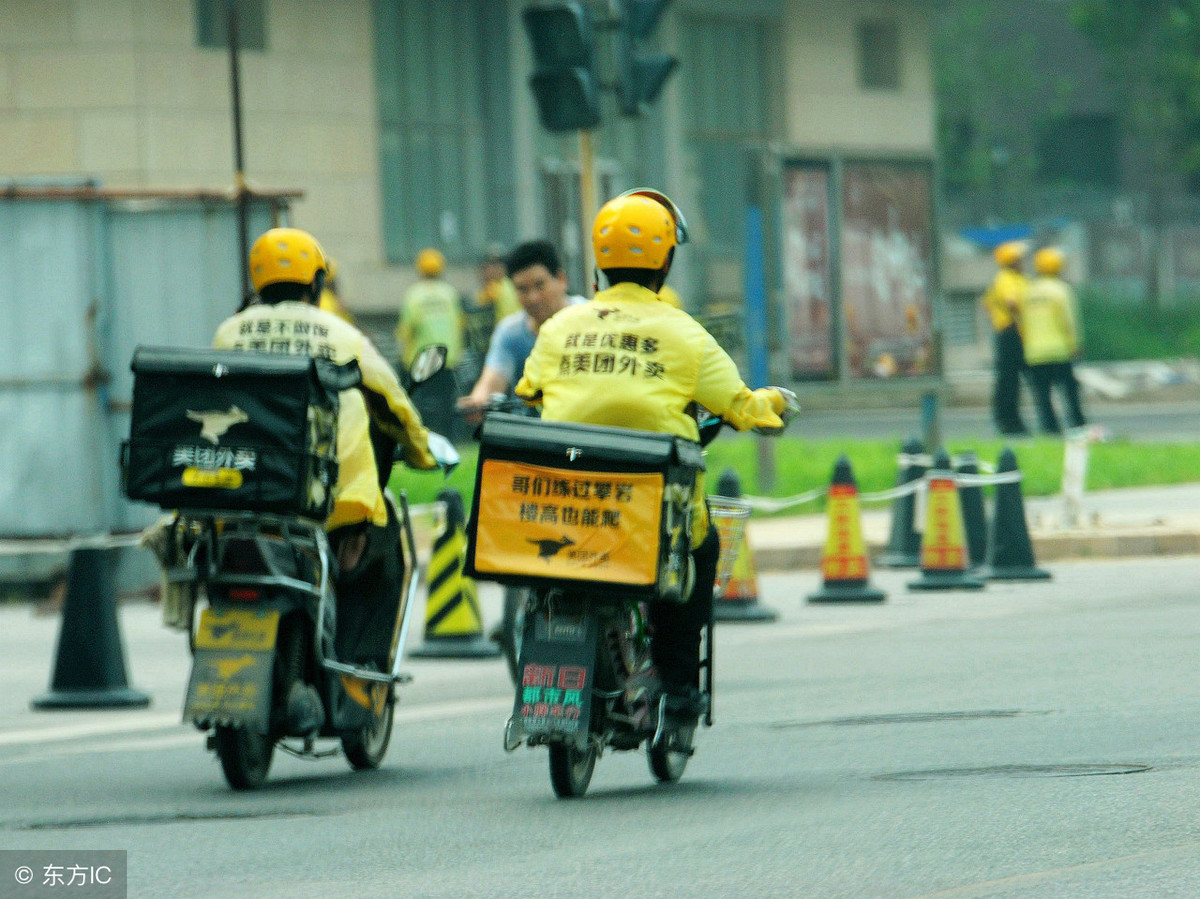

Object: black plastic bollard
[956,452,989,570]
[877,437,925,568]
[981,448,1052,581]
[32,547,151,710]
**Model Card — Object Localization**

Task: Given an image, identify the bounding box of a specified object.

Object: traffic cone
[980,447,1051,581]
[877,438,924,568]
[808,456,886,603]
[411,489,501,659]
[32,547,151,710]
[908,449,985,591]
[712,469,777,622]
[956,451,989,570]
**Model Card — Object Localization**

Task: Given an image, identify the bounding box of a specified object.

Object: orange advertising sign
[473,459,663,585]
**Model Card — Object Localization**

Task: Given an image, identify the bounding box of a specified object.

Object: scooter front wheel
[548,742,597,798]
[647,727,692,783]
[214,726,274,790]
[342,693,394,770]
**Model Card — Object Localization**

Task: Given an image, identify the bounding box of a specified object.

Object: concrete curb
[753,529,1200,572]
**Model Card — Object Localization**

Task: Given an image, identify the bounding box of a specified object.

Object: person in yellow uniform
[981,240,1031,435]
[460,247,521,389]
[318,257,355,324]
[396,247,464,439]
[396,248,464,368]
[516,189,798,720]
[1023,247,1086,434]
[214,227,436,667]
[658,283,683,309]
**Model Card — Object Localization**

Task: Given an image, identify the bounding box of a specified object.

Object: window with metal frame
[374,0,514,266]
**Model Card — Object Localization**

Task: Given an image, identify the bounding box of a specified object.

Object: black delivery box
[465,412,704,600]
[123,346,348,520]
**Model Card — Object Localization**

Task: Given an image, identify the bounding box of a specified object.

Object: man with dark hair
[456,239,585,416]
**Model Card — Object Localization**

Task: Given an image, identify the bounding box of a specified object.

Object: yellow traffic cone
[908,449,985,591]
[712,469,777,622]
[808,456,886,603]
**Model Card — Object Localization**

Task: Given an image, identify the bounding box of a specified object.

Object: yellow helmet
[1033,246,1065,275]
[415,247,445,277]
[993,240,1028,268]
[249,228,327,292]
[593,188,689,270]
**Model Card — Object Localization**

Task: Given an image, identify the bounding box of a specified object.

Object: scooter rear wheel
[342,693,394,770]
[499,587,528,686]
[548,742,597,798]
[214,726,274,790]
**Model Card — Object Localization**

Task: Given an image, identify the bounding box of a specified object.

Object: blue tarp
[958,224,1035,249]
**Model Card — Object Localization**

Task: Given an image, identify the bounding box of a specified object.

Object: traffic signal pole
[579,129,597,294]
[522,0,677,296]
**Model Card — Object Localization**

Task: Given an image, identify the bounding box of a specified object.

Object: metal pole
[745,150,775,492]
[227,0,251,307]
[578,129,598,296]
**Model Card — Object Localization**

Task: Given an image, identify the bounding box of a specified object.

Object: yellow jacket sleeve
[692,331,785,431]
[352,330,438,470]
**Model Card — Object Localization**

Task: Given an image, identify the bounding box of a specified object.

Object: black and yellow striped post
[410,489,500,659]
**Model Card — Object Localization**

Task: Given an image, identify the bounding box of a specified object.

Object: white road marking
[0,697,511,762]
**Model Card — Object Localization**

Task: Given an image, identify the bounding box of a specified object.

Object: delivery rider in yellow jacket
[516,189,798,718]
[214,228,436,666]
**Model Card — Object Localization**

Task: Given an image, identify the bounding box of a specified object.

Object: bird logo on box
[187,406,249,444]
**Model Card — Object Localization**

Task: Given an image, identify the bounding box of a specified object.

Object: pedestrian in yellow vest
[1024,247,1086,434]
[981,240,1031,435]
[396,247,464,439]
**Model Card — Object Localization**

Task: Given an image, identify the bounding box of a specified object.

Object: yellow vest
[1022,276,1079,365]
[214,301,435,530]
[481,277,521,320]
[981,267,1027,332]
[396,279,464,368]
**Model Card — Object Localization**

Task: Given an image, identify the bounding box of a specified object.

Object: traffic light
[523,2,602,132]
[615,0,678,117]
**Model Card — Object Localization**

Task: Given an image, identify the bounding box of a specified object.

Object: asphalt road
[5,559,1200,897]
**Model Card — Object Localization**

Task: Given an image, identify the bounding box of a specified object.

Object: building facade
[1,0,936,386]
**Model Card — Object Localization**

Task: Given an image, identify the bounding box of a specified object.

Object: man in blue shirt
[457,240,585,418]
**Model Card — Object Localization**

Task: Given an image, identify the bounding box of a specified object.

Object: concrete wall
[783,0,934,155]
[0,0,936,318]
[0,0,394,302]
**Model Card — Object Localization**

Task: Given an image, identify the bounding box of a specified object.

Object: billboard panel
[840,163,935,379]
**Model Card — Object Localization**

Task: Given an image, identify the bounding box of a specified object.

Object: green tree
[933,1,1041,222]
[1070,0,1200,309]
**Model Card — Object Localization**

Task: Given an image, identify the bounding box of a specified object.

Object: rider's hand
[456,394,485,426]
[753,387,799,436]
